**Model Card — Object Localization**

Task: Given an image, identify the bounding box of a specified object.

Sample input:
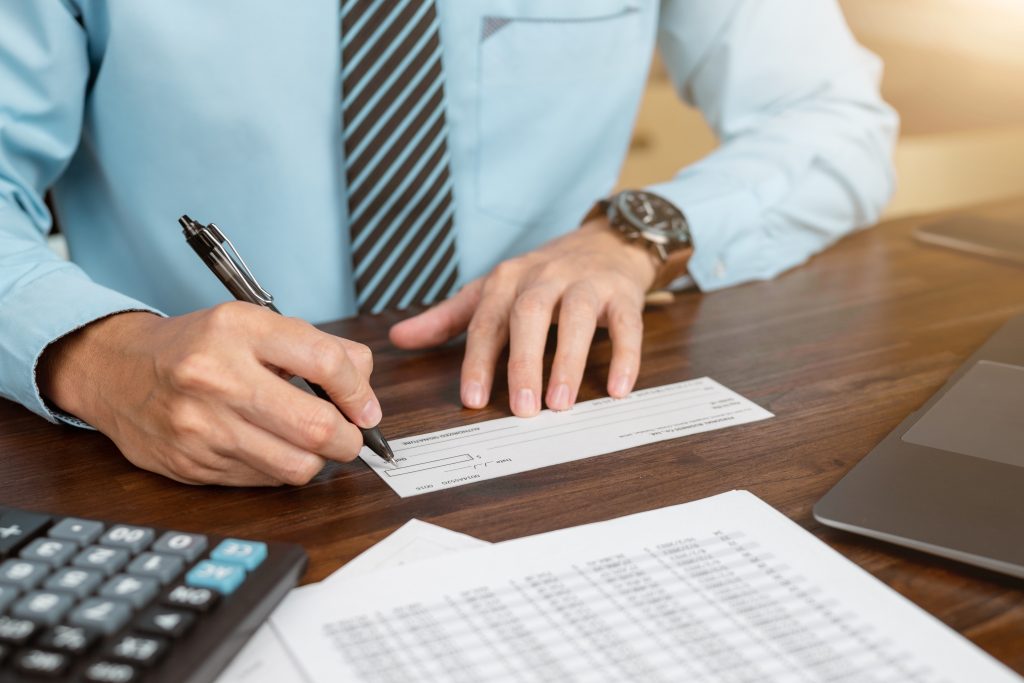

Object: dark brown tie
[341,0,460,313]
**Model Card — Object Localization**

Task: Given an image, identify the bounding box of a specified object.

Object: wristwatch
[602,190,691,262]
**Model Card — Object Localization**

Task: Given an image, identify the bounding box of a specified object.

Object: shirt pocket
[475,0,646,224]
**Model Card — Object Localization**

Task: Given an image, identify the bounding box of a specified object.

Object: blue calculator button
[185,561,245,595]
[210,539,267,571]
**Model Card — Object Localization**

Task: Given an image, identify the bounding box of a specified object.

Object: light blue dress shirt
[0,0,897,422]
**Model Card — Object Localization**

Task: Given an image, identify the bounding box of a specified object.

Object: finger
[460,287,515,409]
[606,297,644,398]
[546,284,599,411]
[234,365,365,462]
[254,319,382,429]
[507,285,561,417]
[211,419,328,486]
[338,338,374,378]
[203,459,285,487]
[121,444,282,488]
[389,279,483,349]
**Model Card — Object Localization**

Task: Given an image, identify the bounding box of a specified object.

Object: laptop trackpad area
[903,360,1024,467]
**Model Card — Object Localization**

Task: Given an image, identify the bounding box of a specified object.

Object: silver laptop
[815,313,1024,578]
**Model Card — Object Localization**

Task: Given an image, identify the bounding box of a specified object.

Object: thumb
[389,279,483,349]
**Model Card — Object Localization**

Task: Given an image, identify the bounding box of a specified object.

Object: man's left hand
[389,217,667,416]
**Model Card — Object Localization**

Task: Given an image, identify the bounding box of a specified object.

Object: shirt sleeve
[652,0,899,290]
[0,2,161,423]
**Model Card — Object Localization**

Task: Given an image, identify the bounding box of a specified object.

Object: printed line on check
[360,378,774,497]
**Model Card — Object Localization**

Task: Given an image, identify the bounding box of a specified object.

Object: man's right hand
[37,302,380,487]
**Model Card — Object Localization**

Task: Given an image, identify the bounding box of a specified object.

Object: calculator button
[73,546,131,577]
[151,531,207,562]
[0,510,50,558]
[186,560,246,594]
[12,647,70,677]
[0,615,38,645]
[0,559,50,590]
[135,607,195,638]
[68,598,133,635]
[84,660,142,683]
[36,624,100,656]
[0,584,19,611]
[109,633,168,667]
[99,526,155,555]
[126,552,184,585]
[44,567,105,599]
[211,538,267,571]
[48,517,104,546]
[163,584,220,612]
[100,574,159,608]
[10,590,75,626]
[19,537,78,567]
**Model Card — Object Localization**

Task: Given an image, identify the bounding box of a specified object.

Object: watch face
[616,191,689,247]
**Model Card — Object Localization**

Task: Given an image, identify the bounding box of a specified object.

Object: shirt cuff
[646,173,765,292]
[0,264,163,426]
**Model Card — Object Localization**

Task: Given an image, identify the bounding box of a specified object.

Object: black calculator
[0,506,306,682]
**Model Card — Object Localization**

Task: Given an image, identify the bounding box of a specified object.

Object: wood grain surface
[2,202,1024,671]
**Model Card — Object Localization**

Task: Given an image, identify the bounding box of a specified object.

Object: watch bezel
[611,191,690,250]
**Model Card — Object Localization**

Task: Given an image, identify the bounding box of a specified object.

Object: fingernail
[549,383,570,410]
[463,381,486,409]
[359,399,382,427]
[513,388,537,416]
[610,375,632,398]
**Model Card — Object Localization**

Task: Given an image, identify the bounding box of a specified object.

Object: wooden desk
[3,203,1024,672]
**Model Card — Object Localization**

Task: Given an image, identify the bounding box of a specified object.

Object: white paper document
[216,520,489,683]
[321,519,488,588]
[360,377,773,497]
[274,491,1019,683]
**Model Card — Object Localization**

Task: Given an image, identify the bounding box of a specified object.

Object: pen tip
[362,426,397,466]
[378,436,397,464]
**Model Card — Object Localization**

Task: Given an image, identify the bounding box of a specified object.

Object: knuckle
[279,458,320,486]
[168,352,239,398]
[562,290,599,319]
[300,406,341,451]
[214,427,241,457]
[512,292,550,320]
[338,426,366,462]
[467,311,506,337]
[310,339,349,378]
[205,301,249,331]
[335,380,370,410]
[534,261,565,282]
[507,357,537,378]
[167,451,209,484]
[489,259,522,284]
[610,307,644,334]
[567,279,599,302]
[613,280,647,306]
[348,342,374,374]
[167,402,206,439]
[168,352,217,392]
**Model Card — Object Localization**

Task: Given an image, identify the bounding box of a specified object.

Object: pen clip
[206,222,275,306]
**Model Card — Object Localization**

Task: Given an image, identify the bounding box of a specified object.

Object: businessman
[0,1,897,486]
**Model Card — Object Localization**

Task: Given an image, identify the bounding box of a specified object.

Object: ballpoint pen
[177,214,396,467]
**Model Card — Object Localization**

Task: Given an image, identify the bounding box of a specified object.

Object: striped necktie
[341,0,460,314]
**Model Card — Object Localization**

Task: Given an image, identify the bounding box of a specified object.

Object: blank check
[359,378,773,497]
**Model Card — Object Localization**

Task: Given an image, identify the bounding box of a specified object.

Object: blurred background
[619,0,1024,219]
